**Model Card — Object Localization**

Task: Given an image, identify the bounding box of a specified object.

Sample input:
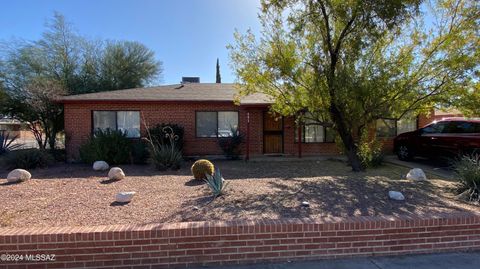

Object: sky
[0,0,262,85]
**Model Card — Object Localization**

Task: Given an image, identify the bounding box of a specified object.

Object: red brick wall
[64,102,259,160]
[63,102,340,161]
[64,102,463,160]
[1,212,479,268]
[283,117,340,156]
[418,112,464,128]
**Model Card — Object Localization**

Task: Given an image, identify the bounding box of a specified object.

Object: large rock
[7,169,31,183]
[108,167,125,181]
[93,161,109,171]
[406,168,427,181]
[388,191,405,201]
[115,191,136,203]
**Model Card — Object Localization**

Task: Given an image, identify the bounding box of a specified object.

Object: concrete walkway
[205,251,480,269]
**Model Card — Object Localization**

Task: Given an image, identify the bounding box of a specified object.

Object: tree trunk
[29,123,45,150]
[48,132,56,150]
[329,103,364,172]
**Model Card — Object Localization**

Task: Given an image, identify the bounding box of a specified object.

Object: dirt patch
[0,160,477,227]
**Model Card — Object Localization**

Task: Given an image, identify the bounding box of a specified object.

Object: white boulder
[406,168,427,181]
[115,191,136,203]
[388,191,405,201]
[7,169,31,183]
[108,167,125,181]
[93,161,109,171]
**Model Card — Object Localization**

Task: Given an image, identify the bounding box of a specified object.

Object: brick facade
[63,101,340,161]
[64,101,459,161]
[1,212,479,268]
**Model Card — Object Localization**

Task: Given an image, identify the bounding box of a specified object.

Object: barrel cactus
[191,159,214,180]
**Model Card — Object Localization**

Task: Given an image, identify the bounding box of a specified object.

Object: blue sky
[0,0,262,84]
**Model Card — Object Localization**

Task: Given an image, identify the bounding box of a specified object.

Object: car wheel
[397,145,413,161]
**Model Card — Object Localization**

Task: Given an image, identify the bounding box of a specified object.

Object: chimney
[181,77,200,83]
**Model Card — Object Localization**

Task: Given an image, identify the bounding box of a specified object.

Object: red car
[393,117,480,161]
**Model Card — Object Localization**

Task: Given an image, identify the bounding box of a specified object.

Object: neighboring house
[59,80,460,161]
[0,117,33,139]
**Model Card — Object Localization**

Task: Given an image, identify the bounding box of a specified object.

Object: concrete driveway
[204,251,480,269]
[384,155,455,179]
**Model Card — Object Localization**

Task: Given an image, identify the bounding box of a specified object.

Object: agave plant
[0,130,22,155]
[204,168,229,197]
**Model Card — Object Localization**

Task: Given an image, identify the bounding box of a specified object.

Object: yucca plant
[150,144,183,171]
[144,124,183,171]
[0,130,22,155]
[204,168,229,197]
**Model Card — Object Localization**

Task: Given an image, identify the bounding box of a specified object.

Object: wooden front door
[263,112,283,154]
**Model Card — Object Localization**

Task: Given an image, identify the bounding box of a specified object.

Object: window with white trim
[92,111,140,138]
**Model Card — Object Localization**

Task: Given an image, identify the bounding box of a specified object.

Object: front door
[263,112,283,154]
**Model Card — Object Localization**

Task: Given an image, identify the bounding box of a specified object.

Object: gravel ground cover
[0,159,477,227]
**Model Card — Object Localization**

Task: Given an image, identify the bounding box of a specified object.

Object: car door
[418,121,449,157]
[453,121,480,154]
[432,121,461,157]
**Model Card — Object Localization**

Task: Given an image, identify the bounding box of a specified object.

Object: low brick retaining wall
[1,212,480,268]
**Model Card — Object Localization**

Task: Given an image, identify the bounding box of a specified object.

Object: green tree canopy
[0,12,164,149]
[229,0,479,171]
[0,12,163,95]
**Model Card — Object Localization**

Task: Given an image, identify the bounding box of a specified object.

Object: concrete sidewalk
[204,251,480,269]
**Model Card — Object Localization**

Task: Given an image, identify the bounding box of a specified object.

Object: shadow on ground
[150,160,473,223]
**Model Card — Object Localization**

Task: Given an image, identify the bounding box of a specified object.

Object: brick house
[60,82,446,161]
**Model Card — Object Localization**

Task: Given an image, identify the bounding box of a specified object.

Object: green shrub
[205,168,229,197]
[357,131,384,168]
[79,129,131,165]
[130,140,149,164]
[191,159,214,180]
[454,154,480,202]
[148,123,184,151]
[145,125,183,170]
[49,149,66,162]
[218,127,244,159]
[2,149,54,169]
[150,144,182,170]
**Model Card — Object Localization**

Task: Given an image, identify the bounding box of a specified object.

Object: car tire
[397,144,413,161]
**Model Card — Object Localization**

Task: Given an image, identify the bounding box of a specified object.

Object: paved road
[204,251,480,269]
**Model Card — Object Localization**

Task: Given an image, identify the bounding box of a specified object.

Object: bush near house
[218,128,244,160]
[148,123,184,152]
[454,154,480,202]
[357,131,384,168]
[2,149,54,170]
[79,129,147,165]
[145,125,183,170]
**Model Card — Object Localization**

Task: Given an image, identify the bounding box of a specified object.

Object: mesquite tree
[229,0,479,171]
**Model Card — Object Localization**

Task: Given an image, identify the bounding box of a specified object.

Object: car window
[422,122,449,134]
[475,123,480,133]
[450,121,475,133]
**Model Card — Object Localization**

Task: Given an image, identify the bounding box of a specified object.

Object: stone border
[1,212,480,268]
